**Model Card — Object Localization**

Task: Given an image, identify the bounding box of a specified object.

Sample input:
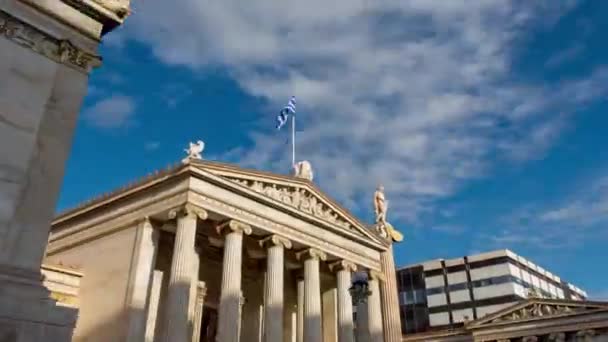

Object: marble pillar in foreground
[379,245,401,342]
[330,260,357,342]
[368,271,385,342]
[164,206,206,342]
[297,248,327,342]
[0,0,128,339]
[216,220,252,342]
[261,235,292,342]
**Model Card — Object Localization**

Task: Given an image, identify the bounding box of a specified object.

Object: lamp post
[349,272,371,306]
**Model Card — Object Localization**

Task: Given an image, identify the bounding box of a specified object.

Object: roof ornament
[182,140,205,164]
[373,184,403,243]
[293,160,313,181]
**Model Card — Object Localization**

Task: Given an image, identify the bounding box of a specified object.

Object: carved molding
[259,234,292,250]
[296,248,327,261]
[226,177,359,233]
[0,11,101,73]
[328,260,357,273]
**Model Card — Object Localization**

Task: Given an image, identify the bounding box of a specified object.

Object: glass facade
[397,266,430,334]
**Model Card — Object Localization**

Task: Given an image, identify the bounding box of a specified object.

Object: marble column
[216,220,252,342]
[378,245,401,342]
[126,217,160,341]
[0,1,126,339]
[192,281,207,342]
[261,235,292,342]
[164,205,207,342]
[296,248,327,342]
[368,271,384,342]
[296,275,305,342]
[329,261,357,342]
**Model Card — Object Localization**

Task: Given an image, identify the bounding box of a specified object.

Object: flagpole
[291,113,296,166]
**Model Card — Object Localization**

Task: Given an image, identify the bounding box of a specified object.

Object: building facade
[44,157,403,342]
[397,250,587,334]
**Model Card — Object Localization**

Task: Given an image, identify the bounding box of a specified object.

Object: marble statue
[182,140,205,163]
[373,185,403,242]
[293,160,314,181]
[373,185,388,225]
[94,0,132,18]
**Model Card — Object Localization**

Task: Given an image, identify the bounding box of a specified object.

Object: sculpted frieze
[491,303,581,323]
[227,177,357,233]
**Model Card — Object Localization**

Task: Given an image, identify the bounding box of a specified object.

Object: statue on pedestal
[373,185,403,242]
[293,160,313,181]
[182,140,205,163]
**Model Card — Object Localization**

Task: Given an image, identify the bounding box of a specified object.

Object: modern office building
[396,249,587,334]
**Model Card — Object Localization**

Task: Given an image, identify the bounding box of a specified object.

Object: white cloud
[83,95,136,129]
[119,0,606,221]
[545,44,584,69]
[476,174,608,250]
[144,141,161,151]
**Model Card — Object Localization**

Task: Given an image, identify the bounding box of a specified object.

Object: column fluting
[296,275,305,342]
[164,205,206,342]
[379,245,401,342]
[297,248,327,342]
[329,260,357,342]
[368,271,384,342]
[216,220,252,342]
[261,235,292,342]
[191,282,207,342]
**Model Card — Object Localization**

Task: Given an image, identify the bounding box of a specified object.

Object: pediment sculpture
[226,177,359,234]
[491,303,580,323]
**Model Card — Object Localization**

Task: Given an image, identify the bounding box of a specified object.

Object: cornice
[0,10,101,73]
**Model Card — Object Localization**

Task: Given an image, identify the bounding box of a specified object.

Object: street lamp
[349,272,371,305]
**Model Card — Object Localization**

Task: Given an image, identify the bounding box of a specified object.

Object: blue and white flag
[276,96,296,130]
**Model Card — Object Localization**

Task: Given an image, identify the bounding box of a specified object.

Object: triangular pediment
[469,298,608,328]
[190,160,386,245]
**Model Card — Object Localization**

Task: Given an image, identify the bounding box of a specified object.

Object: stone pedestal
[0,0,126,340]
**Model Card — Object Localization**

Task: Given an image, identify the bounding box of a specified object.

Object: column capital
[216,219,252,236]
[168,204,208,220]
[296,248,327,262]
[259,234,292,249]
[328,260,357,273]
[368,270,385,282]
[138,216,153,227]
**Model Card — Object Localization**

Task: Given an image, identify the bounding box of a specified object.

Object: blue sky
[58,1,607,298]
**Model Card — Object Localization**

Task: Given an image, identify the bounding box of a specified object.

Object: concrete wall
[45,225,139,342]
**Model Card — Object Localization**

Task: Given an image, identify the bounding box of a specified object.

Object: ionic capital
[328,260,357,273]
[216,220,252,236]
[368,270,386,282]
[296,248,327,262]
[168,204,208,220]
[259,235,292,249]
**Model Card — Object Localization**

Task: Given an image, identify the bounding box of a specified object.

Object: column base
[0,265,78,342]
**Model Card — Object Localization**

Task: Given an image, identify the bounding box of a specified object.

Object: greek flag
[276,96,296,130]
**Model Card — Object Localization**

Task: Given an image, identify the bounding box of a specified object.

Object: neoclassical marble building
[44,154,403,342]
